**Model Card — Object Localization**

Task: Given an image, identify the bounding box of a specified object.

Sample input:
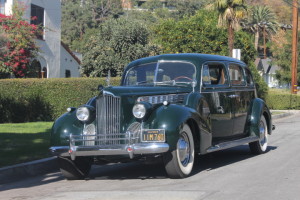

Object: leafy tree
[271,30,300,86]
[61,0,123,51]
[153,10,228,55]
[242,5,278,51]
[81,18,159,77]
[168,0,207,18]
[141,0,163,10]
[61,0,93,50]
[209,0,247,56]
[153,10,267,98]
[0,4,40,78]
[0,29,8,57]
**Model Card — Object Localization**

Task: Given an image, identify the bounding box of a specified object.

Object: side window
[244,68,254,86]
[202,63,228,86]
[229,64,245,86]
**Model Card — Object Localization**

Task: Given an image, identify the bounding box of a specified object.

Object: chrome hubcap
[177,132,190,167]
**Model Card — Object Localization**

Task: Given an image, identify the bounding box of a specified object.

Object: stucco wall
[60,45,80,77]
[5,0,80,78]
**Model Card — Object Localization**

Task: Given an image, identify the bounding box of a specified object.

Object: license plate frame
[141,129,165,142]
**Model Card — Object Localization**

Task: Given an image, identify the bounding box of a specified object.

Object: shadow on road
[89,144,277,180]
[0,145,277,191]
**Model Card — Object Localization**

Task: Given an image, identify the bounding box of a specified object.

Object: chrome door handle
[228,94,239,98]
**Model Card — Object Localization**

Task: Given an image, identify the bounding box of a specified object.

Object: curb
[0,156,59,184]
[271,110,299,120]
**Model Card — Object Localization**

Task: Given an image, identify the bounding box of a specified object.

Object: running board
[206,136,259,153]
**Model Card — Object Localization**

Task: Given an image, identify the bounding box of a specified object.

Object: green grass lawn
[0,122,53,168]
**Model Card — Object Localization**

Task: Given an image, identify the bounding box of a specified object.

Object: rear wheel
[163,124,194,178]
[249,115,268,154]
[58,157,92,180]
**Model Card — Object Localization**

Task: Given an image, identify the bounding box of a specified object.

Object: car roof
[125,53,246,70]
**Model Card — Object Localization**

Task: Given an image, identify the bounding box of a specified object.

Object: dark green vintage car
[50,53,274,179]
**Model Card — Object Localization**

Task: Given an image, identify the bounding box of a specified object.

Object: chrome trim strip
[49,143,169,157]
[201,89,255,93]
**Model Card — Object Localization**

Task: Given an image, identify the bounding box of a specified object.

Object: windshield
[123,61,196,86]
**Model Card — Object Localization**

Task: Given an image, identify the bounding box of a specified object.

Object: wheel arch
[186,118,201,154]
[248,98,273,137]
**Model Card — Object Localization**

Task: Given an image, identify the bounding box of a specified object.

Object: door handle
[228,94,239,98]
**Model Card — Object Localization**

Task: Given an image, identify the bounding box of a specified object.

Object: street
[0,112,299,200]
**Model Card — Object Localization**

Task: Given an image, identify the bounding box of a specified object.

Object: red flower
[19,48,25,54]
[31,16,37,21]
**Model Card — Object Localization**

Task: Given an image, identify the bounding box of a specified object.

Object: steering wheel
[174,76,193,81]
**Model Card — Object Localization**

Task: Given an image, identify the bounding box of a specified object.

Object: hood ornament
[106,70,111,87]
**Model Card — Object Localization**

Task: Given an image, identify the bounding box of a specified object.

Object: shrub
[0,77,121,123]
[265,89,300,110]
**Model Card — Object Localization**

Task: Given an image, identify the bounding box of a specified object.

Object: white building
[255,58,279,88]
[0,0,81,78]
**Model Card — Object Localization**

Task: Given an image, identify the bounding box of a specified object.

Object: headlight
[76,107,90,122]
[132,103,146,119]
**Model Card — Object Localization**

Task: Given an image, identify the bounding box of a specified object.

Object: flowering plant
[0,3,40,78]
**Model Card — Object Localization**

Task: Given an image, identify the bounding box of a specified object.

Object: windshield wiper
[136,81,153,85]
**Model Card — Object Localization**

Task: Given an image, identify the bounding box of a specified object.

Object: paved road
[1,113,299,200]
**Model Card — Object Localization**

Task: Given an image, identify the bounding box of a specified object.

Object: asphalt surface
[0,111,299,200]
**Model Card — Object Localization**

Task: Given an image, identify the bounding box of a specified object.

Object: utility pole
[291,0,298,94]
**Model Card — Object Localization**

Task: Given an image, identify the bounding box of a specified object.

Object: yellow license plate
[142,129,165,142]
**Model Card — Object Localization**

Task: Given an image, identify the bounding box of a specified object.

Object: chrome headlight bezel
[132,103,146,119]
[76,106,91,122]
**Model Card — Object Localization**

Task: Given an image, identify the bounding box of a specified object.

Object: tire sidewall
[176,124,195,176]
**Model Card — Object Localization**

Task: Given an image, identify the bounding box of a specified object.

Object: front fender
[142,104,199,151]
[50,110,83,146]
[249,98,272,137]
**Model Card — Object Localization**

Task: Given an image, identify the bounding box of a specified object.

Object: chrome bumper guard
[49,133,169,160]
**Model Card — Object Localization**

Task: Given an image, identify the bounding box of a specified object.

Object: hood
[102,86,192,97]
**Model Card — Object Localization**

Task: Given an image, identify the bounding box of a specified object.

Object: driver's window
[202,63,228,87]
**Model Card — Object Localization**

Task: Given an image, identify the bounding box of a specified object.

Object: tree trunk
[228,23,234,57]
[254,30,259,51]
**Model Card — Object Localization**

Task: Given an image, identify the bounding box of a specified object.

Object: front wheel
[58,157,92,180]
[249,115,268,154]
[163,124,195,179]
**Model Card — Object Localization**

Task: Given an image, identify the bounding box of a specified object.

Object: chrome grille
[96,94,121,145]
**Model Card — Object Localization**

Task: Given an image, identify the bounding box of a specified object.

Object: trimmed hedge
[265,89,300,110]
[0,78,120,123]
[1,79,299,123]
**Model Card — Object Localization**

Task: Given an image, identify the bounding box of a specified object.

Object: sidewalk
[0,157,58,184]
[271,110,300,119]
[0,110,297,184]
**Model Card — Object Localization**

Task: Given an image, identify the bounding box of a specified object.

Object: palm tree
[211,0,247,57]
[243,5,278,54]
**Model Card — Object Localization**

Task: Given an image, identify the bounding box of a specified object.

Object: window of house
[30,4,44,40]
[229,64,245,86]
[202,63,228,86]
[0,0,6,14]
[65,70,71,78]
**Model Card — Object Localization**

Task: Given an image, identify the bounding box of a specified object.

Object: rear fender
[248,98,273,137]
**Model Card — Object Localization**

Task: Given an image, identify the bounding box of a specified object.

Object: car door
[228,63,253,137]
[201,62,234,141]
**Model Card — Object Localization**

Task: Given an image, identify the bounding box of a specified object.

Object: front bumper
[49,143,169,160]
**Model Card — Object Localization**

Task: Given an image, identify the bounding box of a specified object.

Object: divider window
[202,63,228,87]
[229,64,245,86]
